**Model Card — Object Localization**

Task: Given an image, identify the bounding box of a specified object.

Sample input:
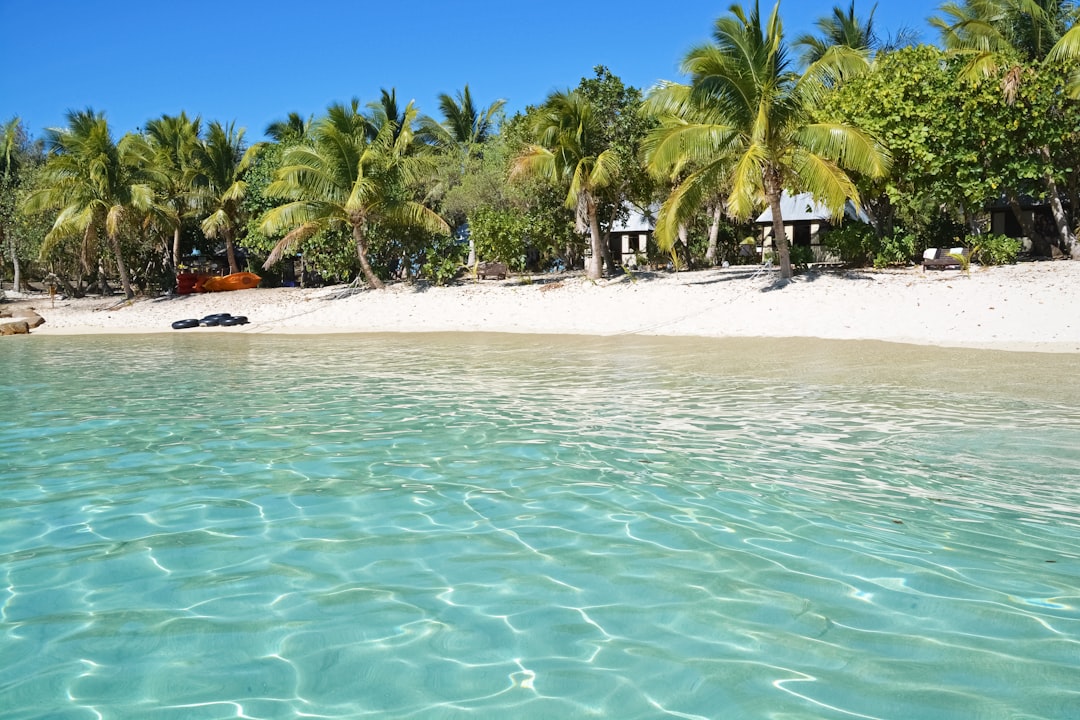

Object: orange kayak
[201,272,261,292]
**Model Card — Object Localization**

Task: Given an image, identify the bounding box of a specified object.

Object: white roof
[612,204,657,232]
[755,191,868,224]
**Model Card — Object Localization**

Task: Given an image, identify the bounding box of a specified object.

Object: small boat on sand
[201,272,261,292]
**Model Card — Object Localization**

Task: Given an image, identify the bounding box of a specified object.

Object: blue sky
[1,0,942,142]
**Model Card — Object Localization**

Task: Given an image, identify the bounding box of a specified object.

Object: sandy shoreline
[6,262,1080,353]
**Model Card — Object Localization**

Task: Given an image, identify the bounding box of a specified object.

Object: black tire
[171,319,200,330]
[221,316,249,326]
[201,313,232,322]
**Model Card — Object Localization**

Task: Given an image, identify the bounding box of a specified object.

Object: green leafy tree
[511,89,622,280]
[818,46,965,240]
[645,2,889,279]
[932,0,1078,254]
[22,109,157,299]
[258,99,449,289]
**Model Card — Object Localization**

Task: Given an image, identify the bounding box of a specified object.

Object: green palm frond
[1049,22,1080,60]
[262,220,324,267]
[258,94,448,277]
[200,208,228,238]
[654,159,733,251]
[795,122,891,178]
[510,146,557,184]
[726,142,770,221]
[790,149,861,219]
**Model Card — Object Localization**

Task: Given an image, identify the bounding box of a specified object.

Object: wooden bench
[922,247,970,270]
[477,261,508,280]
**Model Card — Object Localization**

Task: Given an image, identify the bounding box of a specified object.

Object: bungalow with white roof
[755,191,868,263]
[609,204,656,267]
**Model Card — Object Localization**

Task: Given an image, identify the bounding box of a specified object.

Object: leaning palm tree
[190,120,256,274]
[259,99,449,289]
[22,109,153,299]
[511,90,621,280]
[643,1,889,280]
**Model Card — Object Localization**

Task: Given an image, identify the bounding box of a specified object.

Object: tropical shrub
[468,207,527,270]
[974,234,1022,265]
[823,223,876,264]
[419,234,467,285]
[873,232,918,268]
[790,244,814,268]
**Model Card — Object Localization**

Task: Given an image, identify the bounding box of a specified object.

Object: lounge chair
[477,261,508,280]
[922,247,970,270]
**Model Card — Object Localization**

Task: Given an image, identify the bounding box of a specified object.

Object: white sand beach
[6,261,1080,353]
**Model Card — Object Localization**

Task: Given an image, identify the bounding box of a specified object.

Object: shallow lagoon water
[1,334,1078,719]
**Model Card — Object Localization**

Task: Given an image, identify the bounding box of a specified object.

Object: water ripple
[1,335,1079,719]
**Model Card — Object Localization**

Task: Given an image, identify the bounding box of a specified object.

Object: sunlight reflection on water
[1,334,1078,719]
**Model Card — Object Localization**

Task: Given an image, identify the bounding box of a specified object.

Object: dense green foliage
[5,2,1079,297]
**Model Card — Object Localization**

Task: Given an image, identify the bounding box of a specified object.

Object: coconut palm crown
[511,89,621,280]
[644,1,889,279]
[22,108,157,298]
[258,99,449,289]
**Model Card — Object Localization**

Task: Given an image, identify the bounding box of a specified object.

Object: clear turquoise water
[1,334,1078,720]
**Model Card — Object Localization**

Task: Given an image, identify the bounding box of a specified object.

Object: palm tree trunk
[2,227,21,292]
[600,230,616,274]
[224,228,241,274]
[766,187,793,279]
[352,223,385,289]
[677,224,695,270]
[705,203,722,265]
[586,207,604,280]
[109,234,135,299]
[172,226,182,274]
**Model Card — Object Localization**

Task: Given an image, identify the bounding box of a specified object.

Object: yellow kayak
[201,272,261,292]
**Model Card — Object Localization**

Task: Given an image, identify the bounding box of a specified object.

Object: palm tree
[23,109,154,299]
[795,1,879,66]
[511,90,621,280]
[191,120,256,274]
[129,112,202,273]
[418,85,506,155]
[930,0,1072,76]
[643,1,889,280]
[418,85,506,264]
[258,99,449,289]
[265,112,312,144]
